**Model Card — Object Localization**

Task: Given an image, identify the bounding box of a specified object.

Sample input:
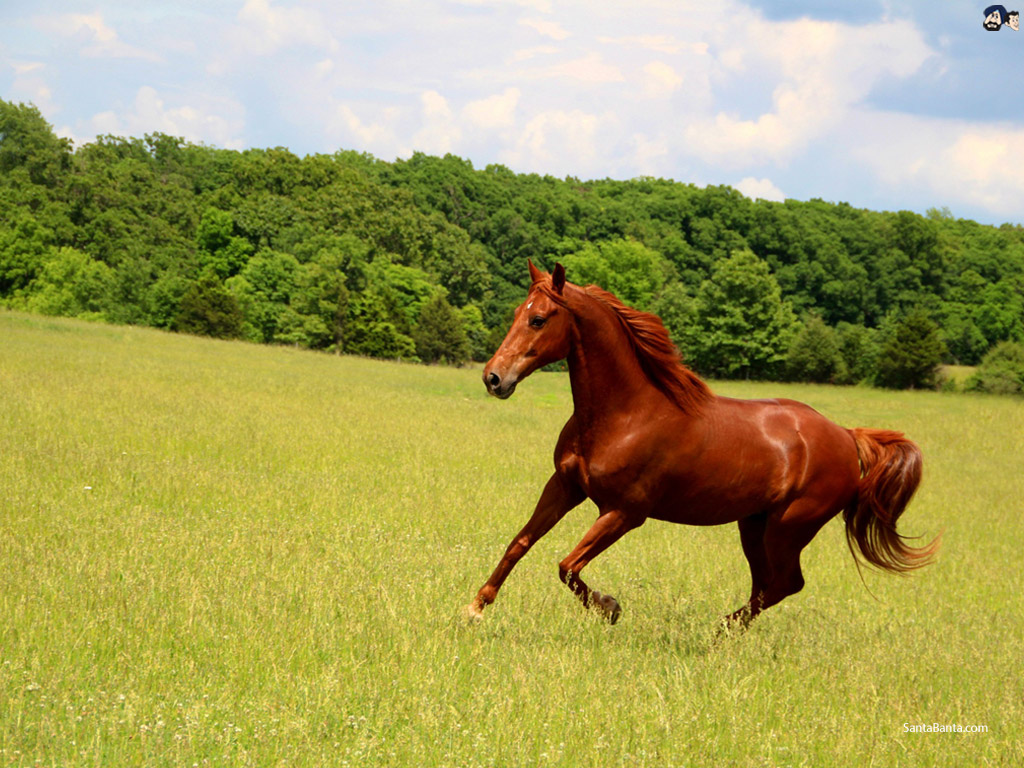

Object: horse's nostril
[488,372,500,388]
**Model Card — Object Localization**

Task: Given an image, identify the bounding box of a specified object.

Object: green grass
[1,310,1021,767]
[940,364,976,387]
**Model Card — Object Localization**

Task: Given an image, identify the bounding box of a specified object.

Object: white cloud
[35,12,161,61]
[77,86,246,148]
[598,35,706,56]
[333,104,405,157]
[9,61,58,115]
[503,109,611,176]
[235,0,338,56]
[314,59,335,78]
[542,53,624,84]
[629,133,670,176]
[518,17,570,40]
[463,88,521,130]
[641,61,683,99]
[414,90,462,155]
[733,176,785,202]
[852,113,1024,217]
[684,16,935,167]
[508,45,559,63]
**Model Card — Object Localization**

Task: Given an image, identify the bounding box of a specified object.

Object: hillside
[3,99,1024,386]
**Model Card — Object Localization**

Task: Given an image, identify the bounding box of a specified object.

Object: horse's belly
[646,478,773,525]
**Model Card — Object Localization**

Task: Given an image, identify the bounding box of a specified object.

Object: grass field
[2,310,1022,767]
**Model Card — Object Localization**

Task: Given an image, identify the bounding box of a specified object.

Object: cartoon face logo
[983,4,1019,29]
[984,5,1006,29]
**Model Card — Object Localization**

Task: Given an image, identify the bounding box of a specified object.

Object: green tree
[690,249,797,379]
[414,293,470,364]
[652,281,698,360]
[0,101,72,188]
[291,249,351,349]
[196,207,253,279]
[559,238,672,310]
[23,246,113,319]
[835,323,878,385]
[964,341,1024,395]
[459,303,491,362]
[175,274,244,339]
[786,315,843,383]
[228,250,301,343]
[0,214,53,294]
[941,310,988,365]
[343,292,417,360]
[875,308,946,389]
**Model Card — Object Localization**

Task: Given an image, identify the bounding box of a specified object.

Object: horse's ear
[552,262,566,294]
[528,259,543,284]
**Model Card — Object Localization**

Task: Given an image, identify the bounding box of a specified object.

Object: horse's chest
[559,438,651,508]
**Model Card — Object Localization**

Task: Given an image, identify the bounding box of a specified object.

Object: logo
[984,4,1019,30]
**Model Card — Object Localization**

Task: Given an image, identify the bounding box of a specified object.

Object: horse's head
[483,260,572,399]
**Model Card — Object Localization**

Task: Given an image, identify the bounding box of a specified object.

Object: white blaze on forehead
[527,301,533,309]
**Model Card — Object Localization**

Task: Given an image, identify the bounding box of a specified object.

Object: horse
[466,260,938,627]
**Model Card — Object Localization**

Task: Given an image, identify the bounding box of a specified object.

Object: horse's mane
[537,278,713,413]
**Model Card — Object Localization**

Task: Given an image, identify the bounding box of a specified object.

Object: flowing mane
[536,277,713,414]
[582,285,713,414]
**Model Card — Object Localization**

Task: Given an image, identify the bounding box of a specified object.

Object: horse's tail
[843,428,939,573]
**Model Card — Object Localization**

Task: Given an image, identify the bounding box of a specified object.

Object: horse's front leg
[558,510,643,624]
[467,473,585,620]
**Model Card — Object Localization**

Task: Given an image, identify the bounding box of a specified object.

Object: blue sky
[2,1,1022,225]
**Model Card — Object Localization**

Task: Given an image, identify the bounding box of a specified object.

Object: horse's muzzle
[484,369,517,399]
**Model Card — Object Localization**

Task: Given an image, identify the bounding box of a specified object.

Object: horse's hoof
[465,603,485,623]
[592,591,621,624]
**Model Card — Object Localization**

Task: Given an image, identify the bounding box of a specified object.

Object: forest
[3,99,1024,392]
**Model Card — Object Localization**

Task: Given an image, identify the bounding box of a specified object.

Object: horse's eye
[529,315,546,328]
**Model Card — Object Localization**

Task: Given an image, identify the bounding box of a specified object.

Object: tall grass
[1,311,1021,766]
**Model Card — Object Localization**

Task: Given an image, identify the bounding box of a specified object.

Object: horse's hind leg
[758,501,839,614]
[723,501,839,628]
[558,510,642,624]
[726,512,770,627]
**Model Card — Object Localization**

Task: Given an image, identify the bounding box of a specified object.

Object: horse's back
[644,395,860,525]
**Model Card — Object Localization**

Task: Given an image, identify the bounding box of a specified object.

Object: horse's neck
[566,293,657,429]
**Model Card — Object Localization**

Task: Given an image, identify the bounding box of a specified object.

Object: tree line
[2,99,1024,393]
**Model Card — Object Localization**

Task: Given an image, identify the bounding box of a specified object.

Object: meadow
[1,310,1022,767]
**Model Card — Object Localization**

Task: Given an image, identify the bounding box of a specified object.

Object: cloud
[508,45,560,63]
[518,17,570,40]
[235,0,338,56]
[629,133,670,176]
[683,17,935,167]
[414,90,462,155]
[331,103,408,159]
[8,61,58,115]
[34,12,161,61]
[598,35,706,56]
[733,176,785,202]
[503,109,612,176]
[542,53,625,84]
[852,113,1024,217]
[463,88,521,130]
[641,61,683,99]
[78,86,246,149]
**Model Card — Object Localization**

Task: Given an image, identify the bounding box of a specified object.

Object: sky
[2,1,1023,225]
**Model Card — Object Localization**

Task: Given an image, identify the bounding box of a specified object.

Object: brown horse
[467,261,938,627]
